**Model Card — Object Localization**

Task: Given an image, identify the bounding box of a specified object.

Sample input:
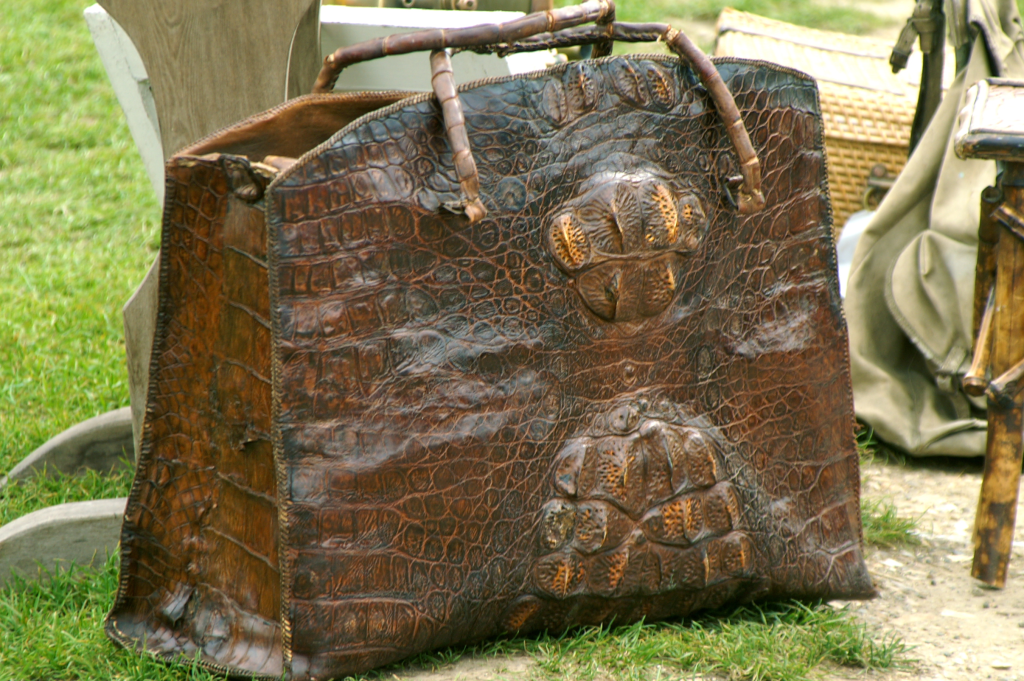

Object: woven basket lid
[713,9,958,229]
[714,8,954,99]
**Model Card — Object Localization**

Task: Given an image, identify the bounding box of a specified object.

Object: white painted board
[84,3,558,205]
[84,4,165,203]
[0,408,133,491]
[320,5,557,92]
[0,498,127,586]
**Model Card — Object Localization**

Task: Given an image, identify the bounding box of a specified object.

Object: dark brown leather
[107,55,875,681]
[430,49,488,222]
[316,5,765,215]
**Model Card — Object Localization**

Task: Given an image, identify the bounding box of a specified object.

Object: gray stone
[0,407,134,490]
[0,498,127,586]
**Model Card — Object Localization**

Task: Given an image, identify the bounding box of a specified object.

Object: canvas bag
[846,0,1024,457]
[106,3,875,679]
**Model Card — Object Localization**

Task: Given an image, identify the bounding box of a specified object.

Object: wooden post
[973,186,1003,340]
[98,0,321,158]
[955,79,1024,588]
[972,176,1024,587]
[963,286,994,396]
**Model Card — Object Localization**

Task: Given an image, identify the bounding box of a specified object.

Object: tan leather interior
[178,92,411,161]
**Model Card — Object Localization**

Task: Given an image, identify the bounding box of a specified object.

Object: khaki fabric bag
[846,0,1024,456]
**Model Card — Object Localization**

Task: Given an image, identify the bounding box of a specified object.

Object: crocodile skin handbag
[105,2,875,678]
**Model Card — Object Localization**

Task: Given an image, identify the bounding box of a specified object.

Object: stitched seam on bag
[105,169,180,630]
[264,173,296,673]
[104,169,182,661]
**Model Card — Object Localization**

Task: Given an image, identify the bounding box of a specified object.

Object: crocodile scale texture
[107,56,874,681]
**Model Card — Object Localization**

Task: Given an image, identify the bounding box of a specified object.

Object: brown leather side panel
[106,156,283,677]
[267,56,873,680]
[179,93,410,163]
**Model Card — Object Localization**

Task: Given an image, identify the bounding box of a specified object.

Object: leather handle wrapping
[312,0,765,217]
[663,27,764,214]
[430,49,487,222]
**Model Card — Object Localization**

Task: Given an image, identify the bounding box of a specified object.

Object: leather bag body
[105,31,874,680]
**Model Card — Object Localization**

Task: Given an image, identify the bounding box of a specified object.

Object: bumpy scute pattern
[543,171,707,322]
[514,403,756,631]
[108,56,873,681]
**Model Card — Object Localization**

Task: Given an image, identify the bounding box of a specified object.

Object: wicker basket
[715,9,949,231]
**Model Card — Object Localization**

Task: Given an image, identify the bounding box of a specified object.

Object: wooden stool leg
[972,179,1024,588]
[964,187,1001,397]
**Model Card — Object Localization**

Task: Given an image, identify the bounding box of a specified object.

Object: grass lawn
[602,0,889,34]
[1,0,919,679]
[0,0,160,478]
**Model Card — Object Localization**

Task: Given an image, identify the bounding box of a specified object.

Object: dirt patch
[390,656,536,680]
[836,457,1024,681]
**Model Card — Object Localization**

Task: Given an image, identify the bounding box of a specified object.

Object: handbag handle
[312,0,765,221]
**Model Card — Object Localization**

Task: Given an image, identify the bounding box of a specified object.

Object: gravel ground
[838,457,1024,681]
